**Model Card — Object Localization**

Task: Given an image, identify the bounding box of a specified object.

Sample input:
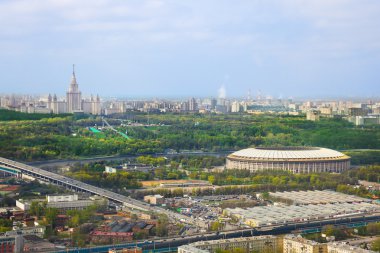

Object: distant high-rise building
[189,97,198,111]
[348,107,368,117]
[231,101,241,113]
[66,65,82,113]
[181,101,189,112]
[210,98,217,110]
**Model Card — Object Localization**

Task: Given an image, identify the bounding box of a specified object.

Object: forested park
[0,109,379,162]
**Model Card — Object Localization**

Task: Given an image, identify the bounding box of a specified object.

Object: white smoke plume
[218,85,226,99]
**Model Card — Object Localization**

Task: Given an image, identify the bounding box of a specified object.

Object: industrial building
[47,194,79,202]
[5,226,46,238]
[226,147,350,173]
[224,202,380,227]
[16,194,107,212]
[269,190,370,205]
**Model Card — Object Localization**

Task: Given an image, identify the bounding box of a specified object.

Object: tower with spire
[66,64,83,113]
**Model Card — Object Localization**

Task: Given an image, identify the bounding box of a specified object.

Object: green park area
[0,110,379,163]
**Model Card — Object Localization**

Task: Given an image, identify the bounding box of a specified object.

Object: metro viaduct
[54,214,380,253]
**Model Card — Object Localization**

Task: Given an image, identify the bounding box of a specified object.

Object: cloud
[0,0,380,97]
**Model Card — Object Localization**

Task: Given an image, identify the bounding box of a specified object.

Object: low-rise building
[109,247,142,253]
[144,195,165,205]
[47,199,96,211]
[178,235,282,253]
[178,245,209,253]
[327,242,376,253]
[90,231,133,244]
[0,235,16,253]
[320,107,333,116]
[306,110,320,121]
[224,202,379,228]
[284,234,327,253]
[159,181,211,188]
[16,199,31,211]
[47,194,78,202]
[104,166,122,174]
[269,190,370,205]
[347,115,380,126]
[16,195,108,212]
[5,226,46,238]
[22,235,56,253]
[0,235,24,253]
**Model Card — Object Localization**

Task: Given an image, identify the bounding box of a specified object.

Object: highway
[26,151,232,168]
[0,157,202,227]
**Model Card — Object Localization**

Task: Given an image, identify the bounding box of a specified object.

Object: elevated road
[0,157,150,211]
[0,157,203,227]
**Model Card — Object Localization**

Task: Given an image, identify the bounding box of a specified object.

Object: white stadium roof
[229,147,347,160]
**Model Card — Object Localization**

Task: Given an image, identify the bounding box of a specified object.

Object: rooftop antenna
[72,64,75,75]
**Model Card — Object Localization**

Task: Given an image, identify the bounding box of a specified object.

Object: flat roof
[269,190,370,205]
[225,202,380,226]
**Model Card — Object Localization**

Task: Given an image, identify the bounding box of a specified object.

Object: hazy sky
[0,0,379,98]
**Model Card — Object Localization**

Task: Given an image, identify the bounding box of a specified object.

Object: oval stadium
[226,147,350,173]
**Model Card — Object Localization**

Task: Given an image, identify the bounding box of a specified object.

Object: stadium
[226,147,350,173]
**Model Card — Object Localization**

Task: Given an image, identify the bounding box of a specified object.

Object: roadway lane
[0,157,149,210]
[0,157,203,227]
[26,151,232,168]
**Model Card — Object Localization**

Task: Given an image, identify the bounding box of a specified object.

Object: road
[26,151,232,168]
[0,156,206,228]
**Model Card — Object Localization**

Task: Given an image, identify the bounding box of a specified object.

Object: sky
[0,0,379,98]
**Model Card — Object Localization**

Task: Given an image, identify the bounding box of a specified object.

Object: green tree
[261,192,270,200]
[29,201,46,219]
[156,214,169,237]
[210,221,223,231]
[45,208,59,228]
[366,222,380,235]
[69,214,80,227]
[208,175,216,184]
[372,237,380,252]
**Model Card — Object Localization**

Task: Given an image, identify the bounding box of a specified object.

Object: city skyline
[0,1,380,97]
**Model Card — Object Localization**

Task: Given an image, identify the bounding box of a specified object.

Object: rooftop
[269,190,370,205]
[224,202,380,226]
[229,147,348,160]
[328,242,377,253]
[192,235,277,247]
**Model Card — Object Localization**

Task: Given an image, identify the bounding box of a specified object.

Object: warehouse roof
[269,190,370,205]
[225,202,380,227]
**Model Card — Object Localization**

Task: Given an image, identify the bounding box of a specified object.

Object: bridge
[0,157,151,211]
[0,157,201,227]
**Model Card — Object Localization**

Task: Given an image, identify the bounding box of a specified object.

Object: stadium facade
[226,147,350,173]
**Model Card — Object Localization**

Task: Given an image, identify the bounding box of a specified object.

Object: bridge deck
[0,157,196,226]
[0,157,150,211]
